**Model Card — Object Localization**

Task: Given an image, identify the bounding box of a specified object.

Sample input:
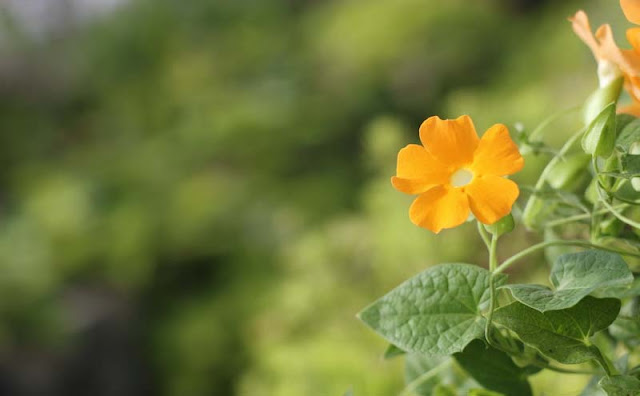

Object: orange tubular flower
[570,10,640,115]
[391,115,523,233]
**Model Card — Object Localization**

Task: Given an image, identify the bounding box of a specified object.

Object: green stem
[522,128,584,220]
[477,221,491,250]
[485,234,499,346]
[591,345,619,377]
[494,239,640,275]
[597,183,640,229]
[398,359,452,396]
[545,205,628,228]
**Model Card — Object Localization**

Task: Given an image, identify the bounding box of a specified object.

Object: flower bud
[583,77,623,126]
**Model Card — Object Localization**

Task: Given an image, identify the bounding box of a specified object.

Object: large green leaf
[358,264,506,355]
[599,375,640,396]
[454,339,532,396]
[503,251,632,312]
[493,296,620,364]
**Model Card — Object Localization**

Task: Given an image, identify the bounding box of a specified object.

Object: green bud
[546,153,591,190]
[583,77,623,126]
[522,197,547,230]
[582,102,617,158]
[484,213,515,237]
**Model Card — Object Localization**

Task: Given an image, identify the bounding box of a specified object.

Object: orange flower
[570,10,640,115]
[391,115,523,233]
[622,0,640,25]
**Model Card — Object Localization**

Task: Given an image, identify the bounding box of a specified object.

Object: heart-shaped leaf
[493,296,620,364]
[503,251,632,312]
[358,264,506,356]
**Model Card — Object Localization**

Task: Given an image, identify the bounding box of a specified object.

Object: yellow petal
[391,177,439,194]
[419,115,479,168]
[392,144,450,194]
[409,186,470,233]
[622,0,640,25]
[471,124,524,177]
[465,175,519,225]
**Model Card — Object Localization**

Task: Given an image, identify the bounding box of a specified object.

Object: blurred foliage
[0,0,628,395]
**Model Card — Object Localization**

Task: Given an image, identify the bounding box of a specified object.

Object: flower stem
[485,233,499,348]
[596,183,640,229]
[477,221,491,250]
[522,128,584,222]
[545,205,628,228]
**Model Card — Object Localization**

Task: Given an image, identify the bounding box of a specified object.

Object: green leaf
[616,114,637,134]
[503,251,632,312]
[616,117,640,153]
[454,339,532,396]
[622,155,640,176]
[358,264,507,355]
[493,296,620,364]
[383,343,405,359]
[599,375,640,396]
[484,214,515,237]
[593,276,640,299]
[583,102,617,157]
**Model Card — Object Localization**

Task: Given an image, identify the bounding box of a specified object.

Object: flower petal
[569,12,639,76]
[419,115,479,168]
[622,0,640,25]
[569,11,600,59]
[595,25,640,77]
[391,144,450,194]
[391,177,439,194]
[471,124,524,177]
[409,186,470,233]
[465,175,519,225]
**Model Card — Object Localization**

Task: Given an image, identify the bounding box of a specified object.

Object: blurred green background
[0,0,629,395]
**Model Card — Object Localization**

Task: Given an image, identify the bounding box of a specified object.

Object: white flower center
[450,168,474,188]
